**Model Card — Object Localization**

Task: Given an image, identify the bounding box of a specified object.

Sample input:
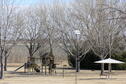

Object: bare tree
[3,11,23,71]
[0,0,22,78]
[49,1,91,72]
[70,0,125,74]
[22,8,42,62]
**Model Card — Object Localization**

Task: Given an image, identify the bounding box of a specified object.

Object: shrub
[68,50,101,70]
[68,50,126,70]
[112,51,126,70]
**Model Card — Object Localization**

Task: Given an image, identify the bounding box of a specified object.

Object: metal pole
[109,34,112,73]
[74,30,80,84]
[75,34,78,84]
[76,34,80,72]
[76,53,78,72]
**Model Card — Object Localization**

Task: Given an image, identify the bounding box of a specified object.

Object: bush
[67,50,126,70]
[68,50,101,70]
[112,51,126,70]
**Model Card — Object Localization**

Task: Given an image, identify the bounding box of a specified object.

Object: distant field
[8,44,67,63]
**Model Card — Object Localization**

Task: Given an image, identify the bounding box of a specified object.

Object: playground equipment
[15,52,57,75]
[40,52,57,75]
[14,62,40,73]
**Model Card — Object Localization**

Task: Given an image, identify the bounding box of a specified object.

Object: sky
[14,0,72,5]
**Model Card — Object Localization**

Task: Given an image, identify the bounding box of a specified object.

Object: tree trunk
[101,63,104,75]
[78,61,80,72]
[41,65,43,73]
[109,63,111,72]
[4,56,7,71]
[0,54,3,79]
[45,57,47,75]
[45,65,47,75]
[29,52,34,63]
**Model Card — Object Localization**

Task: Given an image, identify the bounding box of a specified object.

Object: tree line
[0,0,126,79]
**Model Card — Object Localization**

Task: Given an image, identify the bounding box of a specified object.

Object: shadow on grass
[5,71,45,78]
[79,78,117,80]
